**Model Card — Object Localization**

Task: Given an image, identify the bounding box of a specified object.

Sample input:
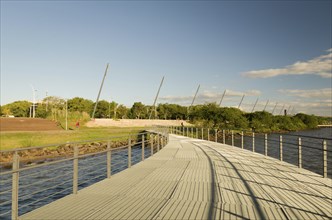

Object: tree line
[1,97,330,132]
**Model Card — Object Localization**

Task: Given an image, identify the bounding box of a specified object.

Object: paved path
[20,135,332,219]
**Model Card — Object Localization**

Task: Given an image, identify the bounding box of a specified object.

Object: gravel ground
[0,118,61,131]
[86,119,191,127]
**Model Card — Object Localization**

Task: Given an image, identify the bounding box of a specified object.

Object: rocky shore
[0,140,139,169]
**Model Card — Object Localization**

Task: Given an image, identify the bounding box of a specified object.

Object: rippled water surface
[0,128,331,219]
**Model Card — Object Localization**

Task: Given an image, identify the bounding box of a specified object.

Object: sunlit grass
[0,126,146,150]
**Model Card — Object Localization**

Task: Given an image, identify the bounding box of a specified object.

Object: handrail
[0,127,170,220]
[171,125,330,179]
[0,131,151,153]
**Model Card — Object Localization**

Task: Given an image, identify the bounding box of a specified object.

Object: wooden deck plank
[20,135,332,220]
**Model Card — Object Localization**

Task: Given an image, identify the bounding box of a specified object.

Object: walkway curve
[20,135,332,219]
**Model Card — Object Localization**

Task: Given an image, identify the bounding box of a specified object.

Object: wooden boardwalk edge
[20,135,332,220]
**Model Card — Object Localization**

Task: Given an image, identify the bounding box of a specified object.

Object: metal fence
[0,128,169,220]
[170,126,331,178]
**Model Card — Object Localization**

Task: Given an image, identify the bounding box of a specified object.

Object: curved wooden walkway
[21,135,332,219]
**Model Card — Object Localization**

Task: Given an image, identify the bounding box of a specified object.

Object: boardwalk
[20,135,332,219]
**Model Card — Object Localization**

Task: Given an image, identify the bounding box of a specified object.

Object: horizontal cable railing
[170,126,331,179]
[0,127,169,220]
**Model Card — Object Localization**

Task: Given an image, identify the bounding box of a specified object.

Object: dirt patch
[0,118,62,132]
[0,140,130,168]
[86,119,191,128]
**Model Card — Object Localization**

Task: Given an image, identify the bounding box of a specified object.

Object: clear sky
[1,0,331,116]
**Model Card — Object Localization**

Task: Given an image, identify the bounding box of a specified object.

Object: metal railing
[170,126,331,178]
[0,128,169,220]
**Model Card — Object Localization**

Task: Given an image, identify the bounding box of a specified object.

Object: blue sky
[1,1,331,116]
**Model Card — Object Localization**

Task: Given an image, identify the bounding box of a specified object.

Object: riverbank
[0,127,145,150]
[86,119,191,127]
[0,139,139,169]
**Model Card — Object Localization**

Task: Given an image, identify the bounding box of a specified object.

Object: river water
[0,128,331,219]
[228,127,332,177]
[0,146,153,219]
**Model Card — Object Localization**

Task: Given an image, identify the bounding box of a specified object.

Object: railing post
[167,130,170,144]
[128,136,132,168]
[264,134,268,156]
[215,129,218,142]
[201,128,204,140]
[298,137,302,168]
[150,134,154,156]
[207,128,210,141]
[196,127,198,139]
[252,132,255,152]
[157,133,160,152]
[241,131,244,149]
[222,130,225,144]
[231,130,234,146]
[191,127,193,138]
[186,127,189,137]
[107,141,111,178]
[142,134,145,161]
[73,146,78,194]
[11,151,19,220]
[323,140,327,178]
[279,135,283,161]
[162,135,165,148]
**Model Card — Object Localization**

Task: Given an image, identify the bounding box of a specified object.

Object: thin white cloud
[225,89,261,97]
[278,88,332,99]
[159,95,192,102]
[159,89,261,105]
[243,49,332,78]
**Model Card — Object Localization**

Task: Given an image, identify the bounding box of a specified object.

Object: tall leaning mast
[149,76,165,119]
[92,63,109,119]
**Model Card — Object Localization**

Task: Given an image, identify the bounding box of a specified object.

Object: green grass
[0,127,145,150]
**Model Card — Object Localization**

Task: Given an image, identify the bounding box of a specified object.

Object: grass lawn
[0,127,145,150]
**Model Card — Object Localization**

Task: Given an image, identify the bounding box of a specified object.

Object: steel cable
[19,170,72,191]
[0,210,11,217]
[0,200,12,206]
[19,187,71,210]
[19,178,73,200]
[78,173,106,187]
[19,162,72,179]
[0,189,11,195]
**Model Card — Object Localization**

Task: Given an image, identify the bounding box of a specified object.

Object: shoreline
[0,140,132,170]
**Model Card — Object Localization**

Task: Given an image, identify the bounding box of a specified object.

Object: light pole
[46,91,48,112]
[65,99,68,131]
[30,85,37,118]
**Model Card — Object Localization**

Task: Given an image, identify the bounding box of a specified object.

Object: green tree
[67,97,93,113]
[246,111,274,132]
[108,101,118,119]
[93,100,109,118]
[130,102,145,119]
[1,106,12,116]
[168,104,187,120]
[219,107,249,129]
[35,103,48,118]
[43,96,65,110]
[189,104,249,129]
[117,105,129,119]
[2,101,31,117]
[294,113,319,129]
